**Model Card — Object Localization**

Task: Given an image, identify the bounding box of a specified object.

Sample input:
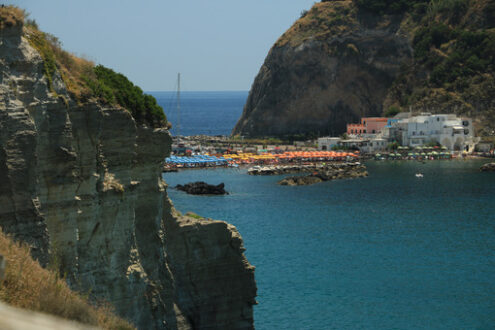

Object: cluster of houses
[318,112,483,153]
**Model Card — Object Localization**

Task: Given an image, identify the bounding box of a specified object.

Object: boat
[415,173,424,178]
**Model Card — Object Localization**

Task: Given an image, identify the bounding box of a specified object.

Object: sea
[153,91,495,329]
[149,91,248,136]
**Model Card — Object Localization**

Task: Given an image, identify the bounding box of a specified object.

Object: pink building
[347,117,389,135]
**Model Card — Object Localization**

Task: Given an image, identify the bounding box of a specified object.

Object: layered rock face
[0,21,255,329]
[233,1,412,137]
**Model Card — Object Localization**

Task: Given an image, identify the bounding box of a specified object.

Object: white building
[393,113,478,151]
[359,138,388,153]
[317,137,387,153]
[317,137,341,150]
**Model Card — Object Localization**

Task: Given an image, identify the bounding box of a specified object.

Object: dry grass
[0,4,98,101]
[276,1,356,47]
[25,26,96,101]
[0,229,135,329]
[0,5,24,30]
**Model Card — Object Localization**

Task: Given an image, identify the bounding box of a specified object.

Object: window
[462,120,469,126]
[364,130,367,133]
[437,117,440,122]
[372,129,376,134]
[464,129,469,135]
[412,131,416,136]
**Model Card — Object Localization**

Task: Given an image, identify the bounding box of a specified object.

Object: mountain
[0,6,256,329]
[233,0,495,138]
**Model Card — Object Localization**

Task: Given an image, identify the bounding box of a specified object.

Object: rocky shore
[277,163,368,186]
[480,162,495,172]
[248,162,364,176]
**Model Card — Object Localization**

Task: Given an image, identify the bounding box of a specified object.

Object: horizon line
[145,90,249,93]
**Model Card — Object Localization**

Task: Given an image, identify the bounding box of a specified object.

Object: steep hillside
[0,7,256,329]
[233,0,495,138]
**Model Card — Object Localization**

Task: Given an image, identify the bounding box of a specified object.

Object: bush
[87,65,166,128]
[385,106,401,117]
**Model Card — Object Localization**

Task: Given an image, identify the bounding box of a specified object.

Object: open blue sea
[149,91,247,136]
[156,91,495,329]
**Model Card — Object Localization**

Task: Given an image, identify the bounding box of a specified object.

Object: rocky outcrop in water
[480,162,495,171]
[0,16,255,329]
[176,182,228,195]
[278,162,368,186]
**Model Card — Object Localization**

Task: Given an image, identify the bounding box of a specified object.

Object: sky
[8,0,317,91]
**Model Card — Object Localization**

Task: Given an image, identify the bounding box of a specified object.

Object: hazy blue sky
[8,0,316,91]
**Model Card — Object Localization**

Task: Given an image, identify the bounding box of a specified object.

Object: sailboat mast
[177,73,181,138]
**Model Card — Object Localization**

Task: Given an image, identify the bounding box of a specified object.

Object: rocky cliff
[233,0,495,138]
[0,9,256,330]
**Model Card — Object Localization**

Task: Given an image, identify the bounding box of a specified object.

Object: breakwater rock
[480,162,495,172]
[0,15,255,330]
[176,182,228,195]
[278,163,368,186]
[248,162,364,175]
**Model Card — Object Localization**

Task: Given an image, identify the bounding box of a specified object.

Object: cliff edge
[0,7,256,329]
[233,0,495,138]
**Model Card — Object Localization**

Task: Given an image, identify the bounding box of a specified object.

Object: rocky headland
[0,8,255,330]
[233,0,495,138]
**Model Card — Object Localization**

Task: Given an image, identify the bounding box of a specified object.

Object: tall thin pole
[177,73,181,138]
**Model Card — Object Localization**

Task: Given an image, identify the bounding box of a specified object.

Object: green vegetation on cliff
[1,6,167,128]
[383,0,495,134]
[321,0,495,134]
[86,65,166,128]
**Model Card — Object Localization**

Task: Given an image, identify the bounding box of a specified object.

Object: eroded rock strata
[0,19,255,329]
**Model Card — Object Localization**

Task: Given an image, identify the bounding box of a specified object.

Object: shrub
[384,105,401,117]
[0,5,24,29]
[87,65,166,128]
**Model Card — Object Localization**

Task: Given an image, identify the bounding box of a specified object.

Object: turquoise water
[164,160,495,329]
